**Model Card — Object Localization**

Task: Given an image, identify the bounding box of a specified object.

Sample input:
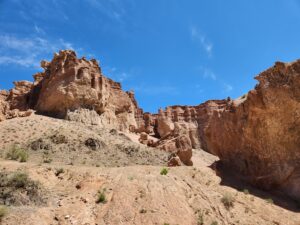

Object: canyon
[0,50,299,224]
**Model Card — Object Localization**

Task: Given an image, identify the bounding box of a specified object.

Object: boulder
[167,156,181,167]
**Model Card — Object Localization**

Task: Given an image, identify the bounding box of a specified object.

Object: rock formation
[32,50,139,130]
[204,61,300,200]
[1,50,300,199]
[0,50,142,131]
[0,83,33,122]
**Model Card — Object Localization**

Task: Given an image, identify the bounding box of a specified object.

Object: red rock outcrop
[135,101,228,166]
[1,50,300,195]
[0,83,33,121]
[137,101,227,149]
[0,50,141,131]
[204,61,300,200]
[31,50,138,130]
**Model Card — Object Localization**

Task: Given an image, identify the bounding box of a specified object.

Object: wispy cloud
[103,66,132,82]
[34,24,45,35]
[86,0,126,23]
[190,26,213,57]
[202,68,217,80]
[197,66,233,92]
[223,83,233,92]
[0,34,77,68]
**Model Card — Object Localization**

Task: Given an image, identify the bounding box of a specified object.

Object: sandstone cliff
[1,51,300,200]
[204,61,300,200]
[0,50,142,131]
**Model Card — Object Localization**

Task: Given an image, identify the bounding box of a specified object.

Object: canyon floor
[0,115,299,225]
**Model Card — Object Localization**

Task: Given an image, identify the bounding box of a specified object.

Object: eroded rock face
[32,50,138,131]
[0,50,141,131]
[138,101,227,150]
[0,86,33,122]
[205,61,300,200]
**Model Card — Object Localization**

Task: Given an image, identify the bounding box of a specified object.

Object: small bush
[6,145,28,162]
[139,209,147,213]
[96,188,107,204]
[243,189,249,195]
[43,157,52,164]
[8,172,29,188]
[160,168,168,175]
[197,213,204,225]
[221,193,235,210]
[55,168,64,176]
[211,222,218,225]
[0,205,8,220]
[266,198,274,204]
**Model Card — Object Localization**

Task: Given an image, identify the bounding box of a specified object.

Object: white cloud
[34,24,45,35]
[0,56,37,67]
[102,66,131,82]
[190,26,213,57]
[203,68,217,80]
[86,0,126,23]
[223,83,233,92]
[0,34,77,68]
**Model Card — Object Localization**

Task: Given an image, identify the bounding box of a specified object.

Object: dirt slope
[0,115,299,225]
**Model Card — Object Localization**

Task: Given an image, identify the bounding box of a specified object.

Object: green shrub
[0,205,7,220]
[243,189,249,195]
[160,168,168,175]
[96,188,107,204]
[211,221,218,225]
[43,157,52,164]
[6,145,28,162]
[8,172,29,188]
[266,198,274,204]
[221,193,235,210]
[197,213,204,225]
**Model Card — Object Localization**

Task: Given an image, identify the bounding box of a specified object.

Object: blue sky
[1,0,300,112]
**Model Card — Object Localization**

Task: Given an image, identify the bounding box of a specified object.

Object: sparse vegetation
[43,157,52,164]
[55,168,64,176]
[8,172,30,188]
[241,94,247,99]
[211,221,218,225]
[160,168,168,175]
[163,223,170,225]
[197,212,204,225]
[266,198,274,204]
[0,171,42,206]
[221,193,235,210]
[6,145,28,162]
[0,205,8,220]
[139,208,147,213]
[243,189,249,195]
[96,188,107,204]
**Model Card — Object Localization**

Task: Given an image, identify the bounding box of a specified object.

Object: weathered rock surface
[204,61,300,200]
[1,50,300,199]
[33,50,139,131]
[0,50,141,131]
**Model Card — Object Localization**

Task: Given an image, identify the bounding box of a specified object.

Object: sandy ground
[0,115,300,225]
